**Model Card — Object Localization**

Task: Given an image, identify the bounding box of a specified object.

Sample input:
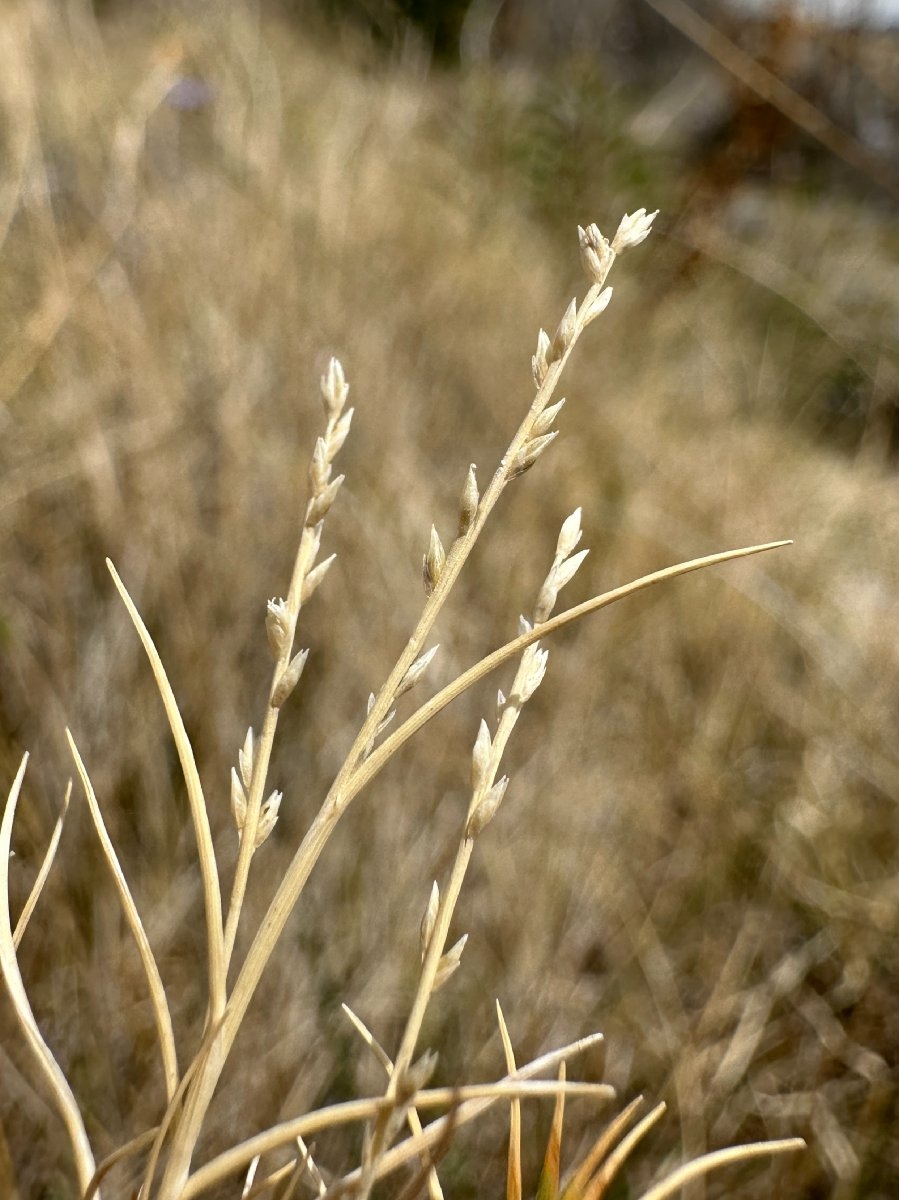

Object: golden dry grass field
[1,2,897,1198]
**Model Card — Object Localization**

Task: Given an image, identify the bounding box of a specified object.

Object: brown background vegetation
[1,1,897,1197]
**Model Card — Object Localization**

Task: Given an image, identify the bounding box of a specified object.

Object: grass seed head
[271,648,309,708]
[551,298,578,361]
[253,791,283,849]
[321,356,349,419]
[301,553,336,604]
[238,727,254,789]
[265,598,291,659]
[580,286,614,327]
[420,882,440,960]
[471,719,492,793]
[231,767,248,834]
[533,397,566,437]
[532,329,552,388]
[611,208,658,253]
[423,526,446,596]
[306,475,345,526]
[577,222,614,283]
[397,644,440,699]
[466,775,509,839]
[509,431,558,479]
[458,464,479,536]
[433,935,468,991]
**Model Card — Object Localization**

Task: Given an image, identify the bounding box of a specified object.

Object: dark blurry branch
[644,0,899,203]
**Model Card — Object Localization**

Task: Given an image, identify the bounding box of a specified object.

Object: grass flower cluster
[1,208,804,1200]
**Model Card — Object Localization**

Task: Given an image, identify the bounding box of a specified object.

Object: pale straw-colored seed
[362,699,396,759]
[466,775,509,839]
[509,431,558,479]
[577,222,614,284]
[496,688,506,713]
[532,397,566,437]
[433,934,468,992]
[555,507,583,562]
[534,583,558,625]
[309,436,331,495]
[321,356,349,419]
[374,708,396,738]
[265,598,291,659]
[397,644,440,699]
[612,208,658,253]
[423,525,446,596]
[420,881,440,960]
[301,553,336,604]
[458,464,479,536]
[518,615,533,636]
[239,727,254,790]
[551,548,589,593]
[513,644,549,703]
[581,286,614,328]
[231,767,248,833]
[551,298,578,360]
[254,790,283,848]
[531,328,551,387]
[397,1049,439,1102]
[536,543,589,623]
[471,719,492,793]
[271,648,309,708]
[326,408,354,459]
[306,475,344,526]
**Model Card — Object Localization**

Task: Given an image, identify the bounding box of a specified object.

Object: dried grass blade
[320,1035,607,1200]
[83,1126,160,1200]
[0,755,97,1195]
[13,779,71,948]
[271,1140,308,1200]
[341,1005,444,1200]
[561,1096,645,1200]
[535,1064,565,1200]
[66,729,178,1100]
[342,1003,393,1074]
[390,1105,458,1200]
[357,541,792,797]
[182,1080,615,1198]
[496,1002,522,1200]
[106,558,226,1017]
[636,1138,806,1200]
[581,1102,666,1200]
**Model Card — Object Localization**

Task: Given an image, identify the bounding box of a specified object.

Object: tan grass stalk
[12,779,70,948]
[181,1080,616,1199]
[106,561,226,1022]
[635,1138,807,1200]
[0,755,98,1196]
[66,729,179,1103]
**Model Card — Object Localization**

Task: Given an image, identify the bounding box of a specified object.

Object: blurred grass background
[1,0,897,1196]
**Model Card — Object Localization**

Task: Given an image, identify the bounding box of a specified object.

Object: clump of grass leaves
[1,209,803,1200]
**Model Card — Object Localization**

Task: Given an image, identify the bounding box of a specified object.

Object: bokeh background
[1,0,897,1196]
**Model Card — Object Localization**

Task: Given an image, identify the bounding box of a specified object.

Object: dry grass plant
[2,195,805,1199]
